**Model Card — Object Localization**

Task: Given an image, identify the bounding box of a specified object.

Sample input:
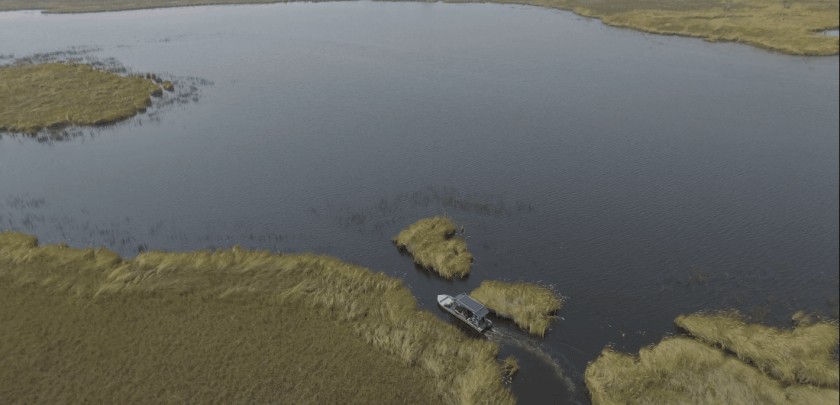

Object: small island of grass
[585,311,839,405]
[392,216,473,279]
[0,62,164,134]
[470,280,563,337]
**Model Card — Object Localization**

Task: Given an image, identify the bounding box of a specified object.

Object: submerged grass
[585,336,839,405]
[0,62,164,134]
[393,216,473,279]
[675,311,840,388]
[470,280,563,337]
[0,231,515,405]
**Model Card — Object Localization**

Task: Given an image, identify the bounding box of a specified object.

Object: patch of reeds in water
[675,310,839,388]
[501,356,520,382]
[470,280,563,337]
[0,231,514,405]
[392,216,472,279]
[585,336,839,405]
[0,62,163,134]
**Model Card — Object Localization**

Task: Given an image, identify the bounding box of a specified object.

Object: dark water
[1,4,838,404]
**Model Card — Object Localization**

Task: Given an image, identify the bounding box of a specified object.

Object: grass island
[0,62,171,134]
[393,216,473,279]
[470,280,564,337]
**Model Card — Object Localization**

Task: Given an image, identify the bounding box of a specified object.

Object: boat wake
[486,328,582,404]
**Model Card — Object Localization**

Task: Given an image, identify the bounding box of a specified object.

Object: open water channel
[1,3,838,403]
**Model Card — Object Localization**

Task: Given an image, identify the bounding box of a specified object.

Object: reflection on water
[1,3,838,403]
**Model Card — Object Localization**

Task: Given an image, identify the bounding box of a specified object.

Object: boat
[437,293,493,333]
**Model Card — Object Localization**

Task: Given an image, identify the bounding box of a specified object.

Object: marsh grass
[393,217,473,279]
[584,336,839,405]
[0,62,163,134]
[0,231,515,405]
[470,280,563,337]
[501,356,520,382]
[675,311,840,388]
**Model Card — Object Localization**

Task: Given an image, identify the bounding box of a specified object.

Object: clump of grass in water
[470,280,563,337]
[392,216,472,279]
[501,356,519,382]
[0,231,514,405]
[675,310,839,388]
[0,62,164,134]
[585,336,839,405]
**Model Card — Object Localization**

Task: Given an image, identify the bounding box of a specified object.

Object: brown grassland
[585,312,839,405]
[470,280,563,337]
[0,231,515,405]
[393,217,473,279]
[675,311,840,388]
[0,62,166,134]
[0,0,835,55]
[585,336,839,405]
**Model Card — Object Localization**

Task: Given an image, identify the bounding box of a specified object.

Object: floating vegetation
[501,356,520,382]
[0,62,164,134]
[471,280,563,337]
[0,231,514,405]
[675,310,839,388]
[585,336,839,405]
[392,216,473,279]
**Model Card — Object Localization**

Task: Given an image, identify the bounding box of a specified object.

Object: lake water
[1,3,838,403]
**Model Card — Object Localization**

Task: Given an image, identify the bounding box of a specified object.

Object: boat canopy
[454,293,489,318]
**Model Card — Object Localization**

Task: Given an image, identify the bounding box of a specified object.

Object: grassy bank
[406,0,839,55]
[585,310,840,405]
[470,281,563,337]
[675,311,839,388]
[0,63,165,134]
[393,217,473,279]
[585,336,839,405]
[0,231,514,405]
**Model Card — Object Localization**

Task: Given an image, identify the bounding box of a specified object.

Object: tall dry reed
[0,62,162,134]
[0,231,514,405]
[585,336,839,405]
[470,280,563,337]
[675,311,839,388]
[392,216,472,279]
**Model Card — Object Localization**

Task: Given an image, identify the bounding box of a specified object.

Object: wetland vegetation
[470,280,564,337]
[585,312,839,405]
[0,62,165,134]
[393,217,473,279]
[675,310,839,388]
[0,231,514,405]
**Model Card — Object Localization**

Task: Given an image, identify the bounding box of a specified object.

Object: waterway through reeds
[1,3,838,403]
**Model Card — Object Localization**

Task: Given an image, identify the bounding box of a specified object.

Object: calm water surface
[1,3,838,404]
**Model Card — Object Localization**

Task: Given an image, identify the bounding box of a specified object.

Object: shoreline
[0,0,836,56]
